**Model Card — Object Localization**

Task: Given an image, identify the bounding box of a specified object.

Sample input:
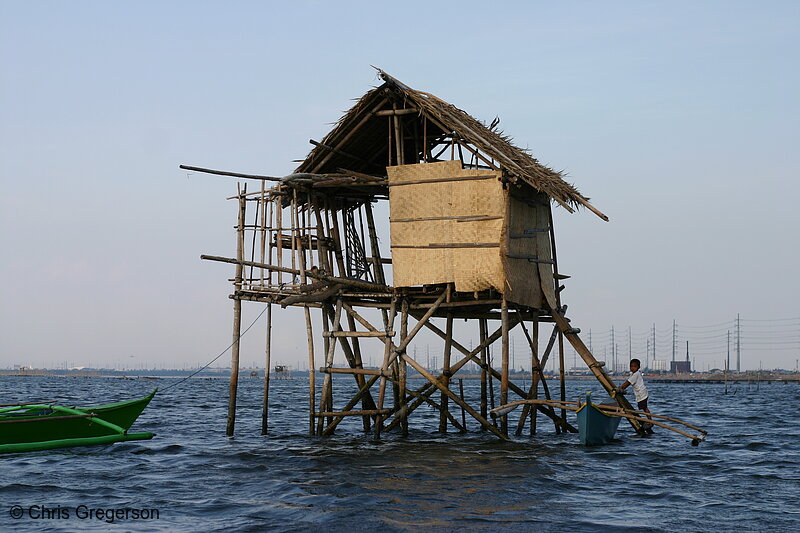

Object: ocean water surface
[1,375,798,532]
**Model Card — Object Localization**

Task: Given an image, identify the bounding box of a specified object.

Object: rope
[161,305,269,392]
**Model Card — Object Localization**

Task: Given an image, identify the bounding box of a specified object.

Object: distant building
[671,361,691,374]
[651,359,668,372]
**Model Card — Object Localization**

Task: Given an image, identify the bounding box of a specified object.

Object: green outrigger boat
[0,389,156,454]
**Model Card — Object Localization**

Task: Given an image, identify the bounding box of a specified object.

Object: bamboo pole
[200,255,390,293]
[515,317,542,436]
[261,304,272,435]
[458,378,467,431]
[558,331,566,429]
[318,301,342,434]
[500,297,509,435]
[316,409,392,417]
[260,185,267,286]
[531,319,539,435]
[399,298,409,437]
[487,346,496,416]
[439,312,454,432]
[293,190,316,435]
[549,206,567,430]
[393,103,404,164]
[374,298,398,439]
[320,367,382,376]
[226,187,246,437]
[364,200,386,286]
[480,318,488,429]
[275,196,283,288]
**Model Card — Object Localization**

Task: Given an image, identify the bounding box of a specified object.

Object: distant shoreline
[1,369,798,384]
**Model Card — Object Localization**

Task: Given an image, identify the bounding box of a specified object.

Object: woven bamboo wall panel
[503,193,544,308]
[388,161,505,291]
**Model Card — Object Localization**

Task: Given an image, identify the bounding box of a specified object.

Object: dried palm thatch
[296,68,606,220]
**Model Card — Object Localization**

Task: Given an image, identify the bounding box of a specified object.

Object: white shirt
[627,369,648,403]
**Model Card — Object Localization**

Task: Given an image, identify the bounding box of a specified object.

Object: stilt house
[190,69,643,440]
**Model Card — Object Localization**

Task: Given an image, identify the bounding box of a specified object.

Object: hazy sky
[2,1,798,371]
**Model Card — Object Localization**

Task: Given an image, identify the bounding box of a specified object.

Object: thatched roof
[296,69,606,220]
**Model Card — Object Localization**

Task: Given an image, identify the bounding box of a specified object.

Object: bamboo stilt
[399,298,409,436]
[292,190,317,436]
[479,318,488,429]
[439,312,453,432]
[500,297,509,435]
[226,187,246,437]
[374,298,397,439]
[458,378,467,431]
[531,319,539,435]
[261,303,272,435]
[318,301,342,435]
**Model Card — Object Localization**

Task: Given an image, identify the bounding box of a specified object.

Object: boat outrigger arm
[491,398,708,445]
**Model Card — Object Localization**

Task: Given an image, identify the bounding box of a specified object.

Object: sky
[1,1,798,372]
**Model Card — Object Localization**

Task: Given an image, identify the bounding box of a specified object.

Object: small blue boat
[576,393,621,446]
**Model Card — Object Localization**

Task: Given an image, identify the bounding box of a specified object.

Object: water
[1,375,798,532]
